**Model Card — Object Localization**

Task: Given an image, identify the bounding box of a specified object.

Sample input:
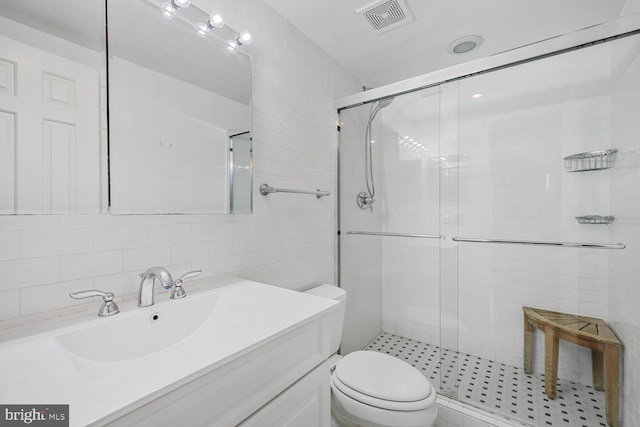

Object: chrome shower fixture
[377,98,394,108]
[359,97,394,210]
[357,192,374,210]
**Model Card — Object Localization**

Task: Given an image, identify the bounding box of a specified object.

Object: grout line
[366,332,607,427]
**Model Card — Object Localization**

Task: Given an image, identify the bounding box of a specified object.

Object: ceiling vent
[356,0,414,34]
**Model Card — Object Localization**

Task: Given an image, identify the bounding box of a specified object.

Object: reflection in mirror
[108,0,252,214]
[230,132,252,214]
[0,0,107,214]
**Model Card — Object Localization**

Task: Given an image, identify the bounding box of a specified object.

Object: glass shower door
[451,36,626,426]
[338,85,459,395]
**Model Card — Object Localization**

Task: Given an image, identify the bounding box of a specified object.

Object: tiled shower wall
[377,41,617,386]
[609,34,640,427]
[0,0,361,326]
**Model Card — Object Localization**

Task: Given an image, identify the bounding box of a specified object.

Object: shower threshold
[365,332,608,427]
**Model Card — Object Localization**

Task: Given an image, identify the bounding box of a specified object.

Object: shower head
[377,97,394,109]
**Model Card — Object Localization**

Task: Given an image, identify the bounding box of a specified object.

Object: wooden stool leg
[524,316,533,374]
[544,325,559,399]
[604,344,620,427]
[592,349,604,391]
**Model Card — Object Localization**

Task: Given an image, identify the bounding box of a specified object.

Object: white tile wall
[609,34,640,427]
[0,0,361,327]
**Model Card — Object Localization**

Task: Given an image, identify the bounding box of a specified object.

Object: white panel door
[0,36,100,214]
[0,110,15,211]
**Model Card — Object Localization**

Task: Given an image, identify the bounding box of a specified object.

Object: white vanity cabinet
[96,289,334,426]
[239,361,330,427]
[0,281,337,427]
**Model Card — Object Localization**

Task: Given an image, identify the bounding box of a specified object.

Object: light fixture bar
[146,0,253,55]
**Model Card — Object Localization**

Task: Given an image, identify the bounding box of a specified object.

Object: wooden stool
[523,306,621,427]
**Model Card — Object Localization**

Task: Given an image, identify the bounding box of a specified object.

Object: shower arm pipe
[346,231,445,240]
[452,237,625,250]
[259,183,330,199]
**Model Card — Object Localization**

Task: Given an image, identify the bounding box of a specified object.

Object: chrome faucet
[138,266,175,307]
[138,267,203,307]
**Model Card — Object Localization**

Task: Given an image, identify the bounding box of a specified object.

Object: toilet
[305,285,437,427]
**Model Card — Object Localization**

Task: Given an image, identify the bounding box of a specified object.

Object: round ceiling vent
[447,35,483,55]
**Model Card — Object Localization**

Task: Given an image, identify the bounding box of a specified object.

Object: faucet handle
[178,270,202,281]
[171,270,202,300]
[69,290,120,317]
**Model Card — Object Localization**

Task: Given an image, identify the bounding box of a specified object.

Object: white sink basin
[0,280,338,426]
[56,292,221,363]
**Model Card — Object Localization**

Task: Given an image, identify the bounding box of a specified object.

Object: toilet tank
[304,285,347,355]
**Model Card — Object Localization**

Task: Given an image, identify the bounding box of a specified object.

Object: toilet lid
[334,351,432,402]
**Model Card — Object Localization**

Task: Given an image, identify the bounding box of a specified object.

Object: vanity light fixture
[236,30,253,46]
[161,2,175,18]
[197,23,208,37]
[207,10,225,29]
[151,0,253,53]
[227,40,238,51]
[397,136,429,154]
[228,30,253,51]
[170,0,190,9]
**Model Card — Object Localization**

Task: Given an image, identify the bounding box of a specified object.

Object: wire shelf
[575,215,615,225]
[563,149,617,172]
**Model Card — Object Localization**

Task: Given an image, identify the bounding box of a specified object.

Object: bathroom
[0,0,639,426]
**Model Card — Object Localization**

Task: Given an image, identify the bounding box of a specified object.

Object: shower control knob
[357,192,374,210]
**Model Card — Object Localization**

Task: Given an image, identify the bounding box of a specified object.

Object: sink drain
[150,312,161,323]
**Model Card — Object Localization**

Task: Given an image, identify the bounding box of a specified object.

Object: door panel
[0,36,100,213]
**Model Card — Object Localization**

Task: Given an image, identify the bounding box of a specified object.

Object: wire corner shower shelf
[563,149,617,172]
[575,215,615,225]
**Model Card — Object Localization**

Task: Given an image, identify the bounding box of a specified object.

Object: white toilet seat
[331,351,436,411]
[331,374,433,411]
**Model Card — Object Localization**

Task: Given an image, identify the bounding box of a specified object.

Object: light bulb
[161,2,175,18]
[236,30,253,46]
[171,0,190,8]
[197,24,208,37]
[208,11,225,29]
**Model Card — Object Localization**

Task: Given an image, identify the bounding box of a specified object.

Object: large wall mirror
[107,0,252,214]
[0,0,107,214]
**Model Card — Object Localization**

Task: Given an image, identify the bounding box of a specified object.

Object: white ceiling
[263,0,632,88]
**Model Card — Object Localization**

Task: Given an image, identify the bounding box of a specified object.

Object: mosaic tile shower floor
[365,332,608,427]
